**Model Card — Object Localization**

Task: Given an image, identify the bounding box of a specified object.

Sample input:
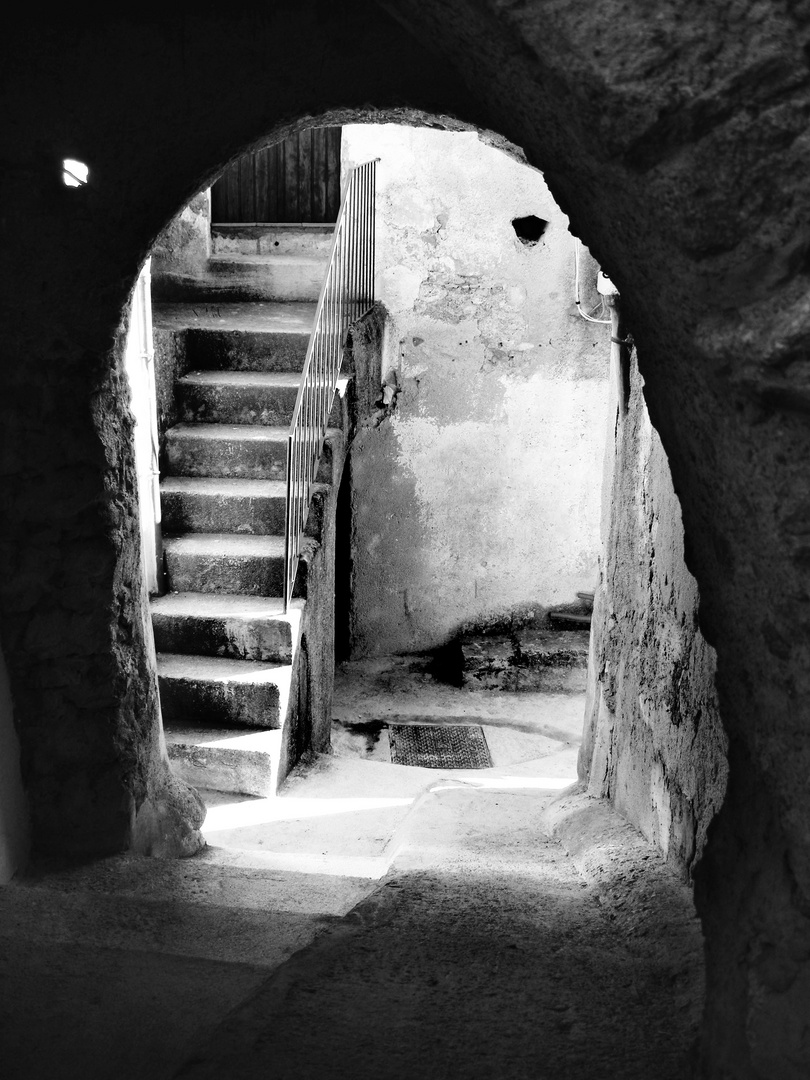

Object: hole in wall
[512,215,548,246]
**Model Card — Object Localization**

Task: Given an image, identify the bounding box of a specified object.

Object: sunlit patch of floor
[198,658,582,879]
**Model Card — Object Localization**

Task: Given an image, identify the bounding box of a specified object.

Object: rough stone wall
[150,190,211,290]
[342,125,609,655]
[3,2,810,1073]
[0,648,29,882]
[580,353,728,876]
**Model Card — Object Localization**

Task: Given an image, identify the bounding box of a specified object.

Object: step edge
[157,652,293,679]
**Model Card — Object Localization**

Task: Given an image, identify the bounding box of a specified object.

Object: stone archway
[2,3,810,1074]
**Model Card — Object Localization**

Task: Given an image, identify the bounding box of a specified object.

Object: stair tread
[151,592,303,618]
[166,422,289,442]
[163,533,285,555]
[165,422,342,443]
[152,301,316,335]
[157,652,291,681]
[163,723,282,750]
[179,370,303,388]
[160,476,328,498]
[211,223,335,232]
[160,476,288,497]
[210,254,327,267]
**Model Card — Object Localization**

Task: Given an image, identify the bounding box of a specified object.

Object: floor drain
[389,724,492,769]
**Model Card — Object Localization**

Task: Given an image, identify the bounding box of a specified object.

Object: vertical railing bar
[360,166,367,312]
[365,164,371,308]
[372,163,377,303]
[362,163,368,312]
[350,175,358,324]
[345,177,352,328]
[337,217,345,368]
[283,160,378,613]
[360,164,367,315]
[354,172,360,321]
[347,175,354,325]
[369,163,374,302]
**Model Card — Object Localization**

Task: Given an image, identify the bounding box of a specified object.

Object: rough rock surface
[580,355,728,875]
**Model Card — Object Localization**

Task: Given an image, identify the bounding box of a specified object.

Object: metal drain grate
[389,724,492,769]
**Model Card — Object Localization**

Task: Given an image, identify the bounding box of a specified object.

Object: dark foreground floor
[1,785,702,1080]
[175,785,702,1080]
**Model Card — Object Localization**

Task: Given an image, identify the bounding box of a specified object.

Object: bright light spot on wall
[63,159,88,187]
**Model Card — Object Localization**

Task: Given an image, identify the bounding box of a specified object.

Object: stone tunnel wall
[580,352,728,876]
[4,3,810,1073]
[0,645,29,882]
[341,125,610,656]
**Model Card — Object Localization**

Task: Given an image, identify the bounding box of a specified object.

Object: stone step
[163,533,302,596]
[461,628,590,693]
[157,653,292,730]
[163,424,337,483]
[160,476,329,537]
[161,477,287,535]
[211,223,335,259]
[151,592,303,663]
[516,628,590,668]
[548,610,592,628]
[177,370,302,426]
[164,723,284,798]
[159,302,314,372]
[208,254,327,302]
[186,328,309,373]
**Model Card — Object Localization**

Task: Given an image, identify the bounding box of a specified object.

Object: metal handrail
[283,158,378,611]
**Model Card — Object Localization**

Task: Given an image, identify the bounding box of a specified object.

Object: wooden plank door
[212,128,341,223]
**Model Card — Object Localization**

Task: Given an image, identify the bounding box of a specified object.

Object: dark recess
[334,462,353,662]
[512,215,548,245]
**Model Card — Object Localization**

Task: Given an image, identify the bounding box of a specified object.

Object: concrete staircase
[208,223,334,302]
[151,229,342,799]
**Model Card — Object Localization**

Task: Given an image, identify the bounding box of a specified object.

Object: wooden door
[211,128,342,223]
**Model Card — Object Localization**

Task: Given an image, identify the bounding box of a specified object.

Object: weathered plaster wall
[342,125,609,655]
[0,647,29,883]
[580,353,728,875]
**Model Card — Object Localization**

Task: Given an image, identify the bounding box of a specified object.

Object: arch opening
[138,115,720,905]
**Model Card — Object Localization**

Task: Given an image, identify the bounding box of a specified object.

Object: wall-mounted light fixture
[62,159,89,187]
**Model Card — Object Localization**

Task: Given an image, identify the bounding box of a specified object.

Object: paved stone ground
[0,665,703,1079]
